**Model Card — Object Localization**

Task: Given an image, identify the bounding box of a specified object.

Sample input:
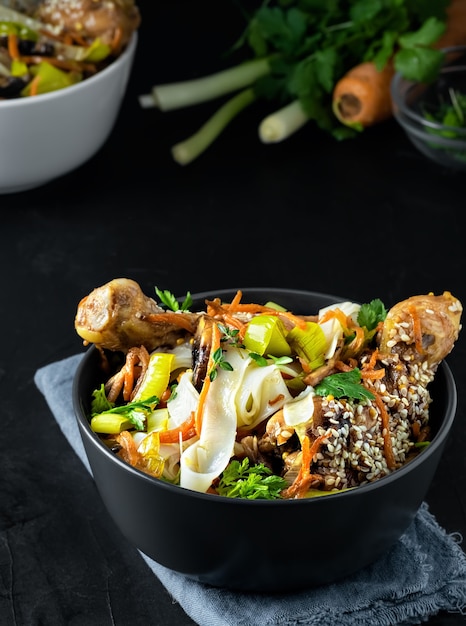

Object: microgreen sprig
[209,347,234,382]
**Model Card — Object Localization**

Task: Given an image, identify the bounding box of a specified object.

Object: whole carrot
[332,61,395,128]
[332,0,466,129]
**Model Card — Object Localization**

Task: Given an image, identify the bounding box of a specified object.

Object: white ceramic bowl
[0,33,137,194]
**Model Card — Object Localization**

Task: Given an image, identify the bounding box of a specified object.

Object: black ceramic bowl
[72,288,457,592]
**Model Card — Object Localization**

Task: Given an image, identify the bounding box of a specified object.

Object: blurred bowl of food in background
[0,0,140,194]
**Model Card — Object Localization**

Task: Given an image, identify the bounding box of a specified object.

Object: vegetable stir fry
[0,0,140,99]
[75,280,462,500]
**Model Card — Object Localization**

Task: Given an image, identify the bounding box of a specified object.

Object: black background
[1,2,465,624]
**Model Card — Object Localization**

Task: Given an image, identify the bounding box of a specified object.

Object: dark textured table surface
[1,2,465,624]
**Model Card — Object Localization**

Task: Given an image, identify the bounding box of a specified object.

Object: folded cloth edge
[34,354,466,626]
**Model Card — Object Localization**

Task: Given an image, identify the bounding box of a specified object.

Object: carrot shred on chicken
[408,305,424,355]
[373,392,396,470]
[335,360,353,372]
[145,311,197,333]
[223,312,245,333]
[361,348,386,380]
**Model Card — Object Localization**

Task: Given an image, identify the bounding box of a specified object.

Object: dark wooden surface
[1,2,465,624]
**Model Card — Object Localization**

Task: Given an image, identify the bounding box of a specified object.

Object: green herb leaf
[91,391,159,431]
[155,287,192,312]
[357,298,387,331]
[91,383,113,414]
[397,16,446,49]
[217,458,287,499]
[249,352,269,367]
[209,345,233,382]
[314,368,374,401]
[394,46,444,83]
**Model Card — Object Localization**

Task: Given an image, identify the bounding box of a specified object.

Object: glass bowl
[390,46,466,169]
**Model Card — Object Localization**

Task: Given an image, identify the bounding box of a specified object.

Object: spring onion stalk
[171,87,256,165]
[259,99,310,144]
[139,57,271,112]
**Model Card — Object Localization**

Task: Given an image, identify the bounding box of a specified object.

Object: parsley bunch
[140,0,450,163]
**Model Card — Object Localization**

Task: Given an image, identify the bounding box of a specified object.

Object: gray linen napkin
[35,354,466,626]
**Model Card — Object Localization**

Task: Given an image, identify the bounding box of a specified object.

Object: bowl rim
[73,287,458,506]
[393,111,466,147]
[0,30,138,109]
[391,45,466,134]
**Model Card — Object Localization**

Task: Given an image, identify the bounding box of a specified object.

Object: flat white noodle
[179,356,239,493]
[283,385,316,427]
[179,346,292,493]
[231,350,293,428]
[166,370,199,428]
[318,301,361,359]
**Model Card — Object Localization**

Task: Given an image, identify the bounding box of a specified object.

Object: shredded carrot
[361,368,386,381]
[7,33,20,60]
[226,289,243,310]
[373,392,396,470]
[411,421,421,440]
[29,75,41,97]
[194,321,221,434]
[319,308,348,328]
[365,347,380,370]
[348,325,365,353]
[159,412,196,443]
[276,311,308,329]
[226,312,248,342]
[145,311,198,333]
[208,294,307,330]
[360,348,386,380]
[408,305,424,355]
[335,360,353,372]
[320,308,366,355]
[281,432,328,499]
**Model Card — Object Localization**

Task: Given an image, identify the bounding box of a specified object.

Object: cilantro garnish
[357,298,387,331]
[314,369,374,401]
[155,287,192,312]
[90,386,159,431]
[217,458,287,500]
[91,384,113,414]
